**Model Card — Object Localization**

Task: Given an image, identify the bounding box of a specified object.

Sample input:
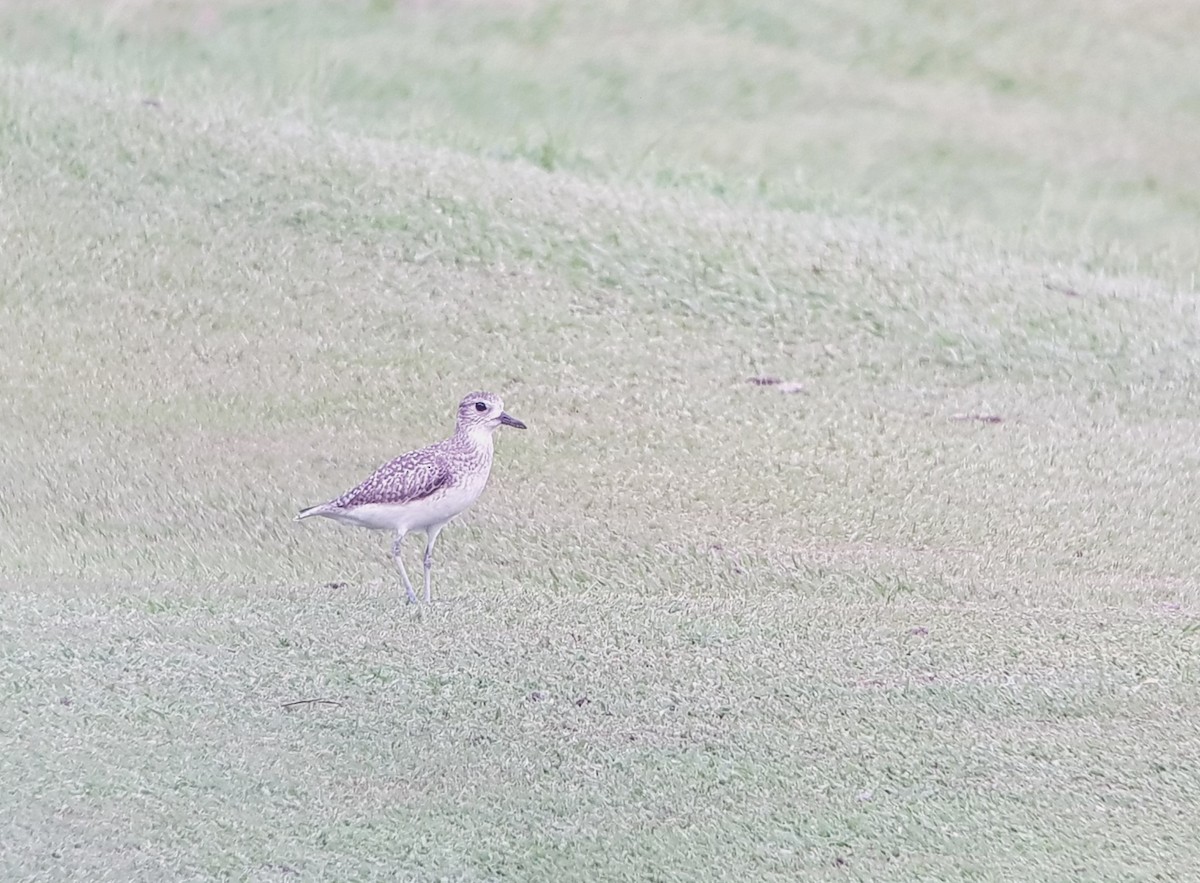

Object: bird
[296,391,526,603]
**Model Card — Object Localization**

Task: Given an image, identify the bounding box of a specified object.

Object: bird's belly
[333,483,484,533]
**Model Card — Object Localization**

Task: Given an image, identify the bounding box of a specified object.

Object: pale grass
[2,1,1200,880]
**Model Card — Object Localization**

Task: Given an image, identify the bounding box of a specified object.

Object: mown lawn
[2,2,1199,880]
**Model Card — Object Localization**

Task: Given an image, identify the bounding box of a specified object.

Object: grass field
[3,1,1200,879]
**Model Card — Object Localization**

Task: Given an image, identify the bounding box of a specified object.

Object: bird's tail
[295,503,330,522]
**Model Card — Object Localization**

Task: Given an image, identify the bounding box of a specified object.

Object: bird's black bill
[500,411,527,429]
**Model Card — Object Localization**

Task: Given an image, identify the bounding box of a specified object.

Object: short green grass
[3,1,1200,880]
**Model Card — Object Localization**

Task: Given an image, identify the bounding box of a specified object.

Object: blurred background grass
[3,2,1200,880]
[5,0,1199,279]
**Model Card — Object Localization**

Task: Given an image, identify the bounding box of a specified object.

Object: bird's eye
[474,402,488,412]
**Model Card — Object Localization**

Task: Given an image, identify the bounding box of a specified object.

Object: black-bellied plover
[296,391,526,603]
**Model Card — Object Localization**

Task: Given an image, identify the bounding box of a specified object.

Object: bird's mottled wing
[331,448,453,509]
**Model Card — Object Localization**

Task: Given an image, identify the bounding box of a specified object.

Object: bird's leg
[423,525,444,604]
[391,532,417,604]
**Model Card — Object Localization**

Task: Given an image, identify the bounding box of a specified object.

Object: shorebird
[296,391,526,603]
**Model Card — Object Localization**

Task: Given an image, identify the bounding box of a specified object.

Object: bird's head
[456,391,526,437]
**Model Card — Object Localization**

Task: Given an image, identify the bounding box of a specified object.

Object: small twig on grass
[747,375,806,393]
[950,413,1003,424]
[1045,281,1082,298]
[281,698,342,710]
